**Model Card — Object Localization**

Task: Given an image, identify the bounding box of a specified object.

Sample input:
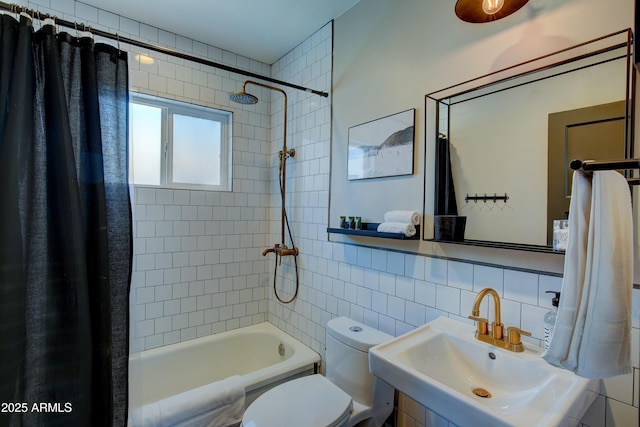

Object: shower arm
[242,81,298,257]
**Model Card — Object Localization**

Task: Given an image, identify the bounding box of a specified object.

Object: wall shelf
[427,237,563,254]
[327,222,420,240]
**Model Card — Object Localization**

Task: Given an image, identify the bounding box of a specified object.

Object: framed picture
[347,109,415,180]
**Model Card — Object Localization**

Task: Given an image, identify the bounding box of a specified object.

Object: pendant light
[455,0,529,23]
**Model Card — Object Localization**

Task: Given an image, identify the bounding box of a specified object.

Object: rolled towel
[129,375,245,427]
[377,222,416,237]
[383,210,420,225]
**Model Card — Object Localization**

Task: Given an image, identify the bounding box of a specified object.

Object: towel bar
[570,158,640,171]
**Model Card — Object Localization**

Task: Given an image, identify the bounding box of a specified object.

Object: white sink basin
[369,317,598,427]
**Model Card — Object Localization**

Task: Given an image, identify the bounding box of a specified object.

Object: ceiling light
[482,0,504,15]
[455,0,529,23]
[135,54,155,65]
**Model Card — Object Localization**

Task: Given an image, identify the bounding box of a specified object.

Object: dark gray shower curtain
[0,15,131,426]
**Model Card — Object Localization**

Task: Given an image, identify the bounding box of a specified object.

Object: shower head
[228,90,259,105]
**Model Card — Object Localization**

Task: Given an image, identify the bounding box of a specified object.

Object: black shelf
[427,238,564,254]
[327,222,420,240]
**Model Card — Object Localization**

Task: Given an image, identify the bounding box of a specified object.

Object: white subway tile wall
[12,1,640,425]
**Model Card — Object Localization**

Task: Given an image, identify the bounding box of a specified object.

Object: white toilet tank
[325,317,392,408]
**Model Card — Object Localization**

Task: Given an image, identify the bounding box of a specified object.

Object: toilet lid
[242,375,352,427]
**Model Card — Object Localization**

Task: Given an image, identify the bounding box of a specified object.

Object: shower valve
[280,148,295,159]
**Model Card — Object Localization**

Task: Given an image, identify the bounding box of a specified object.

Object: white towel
[129,375,245,427]
[383,210,420,225]
[543,171,632,378]
[377,222,416,237]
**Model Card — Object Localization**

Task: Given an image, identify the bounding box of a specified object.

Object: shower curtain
[0,15,131,426]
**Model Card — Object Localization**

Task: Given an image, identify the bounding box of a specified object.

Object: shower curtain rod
[0,1,329,98]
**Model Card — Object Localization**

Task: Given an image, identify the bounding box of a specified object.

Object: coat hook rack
[465,193,509,203]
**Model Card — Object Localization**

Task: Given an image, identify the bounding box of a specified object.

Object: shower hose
[271,170,299,304]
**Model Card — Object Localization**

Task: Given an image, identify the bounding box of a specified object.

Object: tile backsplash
[131,187,270,350]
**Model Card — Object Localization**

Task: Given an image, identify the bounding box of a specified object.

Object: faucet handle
[468,316,489,335]
[507,326,531,345]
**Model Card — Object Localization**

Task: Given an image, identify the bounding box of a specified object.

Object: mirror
[425,29,635,252]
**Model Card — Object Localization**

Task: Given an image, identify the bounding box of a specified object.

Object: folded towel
[129,375,245,427]
[377,222,416,237]
[383,210,420,225]
[543,171,632,378]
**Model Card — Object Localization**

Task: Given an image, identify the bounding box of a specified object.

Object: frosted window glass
[172,114,221,185]
[130,103,162,185]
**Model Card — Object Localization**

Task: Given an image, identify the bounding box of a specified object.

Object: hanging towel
[383,210,421,225]
[434,135,459,216]
[377,222,416,237]
[129,375,245,427]
[543,171,632,378]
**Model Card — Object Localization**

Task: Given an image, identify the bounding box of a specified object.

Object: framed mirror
[425,29,635,253]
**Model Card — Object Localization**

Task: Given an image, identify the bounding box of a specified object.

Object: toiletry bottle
[544,291,561,351]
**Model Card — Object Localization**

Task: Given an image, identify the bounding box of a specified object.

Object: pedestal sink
[369,317,598,427]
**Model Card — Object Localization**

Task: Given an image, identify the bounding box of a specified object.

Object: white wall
[330,0,637,274]
[322,0,638,425]
[124,31,275,352]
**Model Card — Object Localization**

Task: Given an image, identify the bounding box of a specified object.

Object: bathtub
[128,322,320,424]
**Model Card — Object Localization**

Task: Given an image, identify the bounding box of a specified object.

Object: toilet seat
[242,374,353,427]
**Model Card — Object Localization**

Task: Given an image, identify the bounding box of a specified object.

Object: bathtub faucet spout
[262,247,275,256]
[262,243,299,257]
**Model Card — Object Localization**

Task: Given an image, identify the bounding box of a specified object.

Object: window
[129,94,232,191]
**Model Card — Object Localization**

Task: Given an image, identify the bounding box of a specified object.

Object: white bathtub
[128,322,320,423]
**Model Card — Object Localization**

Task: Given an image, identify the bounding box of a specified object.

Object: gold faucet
[261,243,299,257]
[468,287,531,352]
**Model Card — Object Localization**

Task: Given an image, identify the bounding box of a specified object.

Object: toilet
[241,317,394,427]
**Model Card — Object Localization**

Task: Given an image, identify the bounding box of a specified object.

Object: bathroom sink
[369,317,598,427]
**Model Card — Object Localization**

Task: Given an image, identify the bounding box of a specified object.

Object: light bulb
[482,0,504,15]
[134,54,155,65]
